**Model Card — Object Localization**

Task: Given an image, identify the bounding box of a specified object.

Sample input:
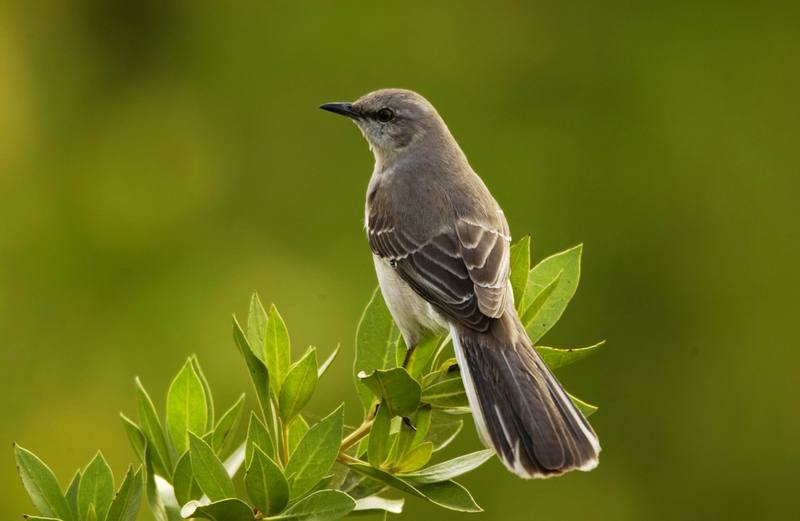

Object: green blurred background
[2,1,798,519]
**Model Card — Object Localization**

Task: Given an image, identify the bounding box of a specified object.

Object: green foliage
[15,243,601,520]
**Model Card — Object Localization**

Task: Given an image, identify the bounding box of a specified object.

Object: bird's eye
[376,108,395,122]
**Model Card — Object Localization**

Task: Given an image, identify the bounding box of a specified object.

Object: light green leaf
[345,464,481,512]
[64,470,80,521]
[247,292,268,361]
[287,415,309,455]
[318,344,340,378]
[212,394,246,455]
[190,355,215,432]
[246,411,275,464]
[569,393,599,417]
[357,368,420,417]
[399,449,494,484]
[172,451,200,506]
[279,348,318,422]
[135,378,173,476]
[536,341,605,370]
[245,445,289,516]
[523,244,582,343]
[411,406,432,447]
[188,433,236,501]
[264,304,291,394]
[421,374,467,408]
[394,442,433,473]
[167,359,209,456]
[233,316,272,425]
[14,445,73,521]
[270,490,355,521]
[509,235,531,306]
[353,496,404,514]
[86,504,97,521]
[182,498,254,521]
[367,401,391,467]
[106,467,143,521]
[520,270,561,328]
[354,288,401,409]
[120,414,145,461]
[285,406,344,499]
[404,335,441,379]
[143,446,169,521]
[426,411,463,452]
[77,452,114,521]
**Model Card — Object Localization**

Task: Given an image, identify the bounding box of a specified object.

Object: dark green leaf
[135,378,173,476]
[357,368,420,417]
[399,449,494,484]
[404,335,441,379]
[166,359,208,456]
[264,303,291,394]
[271,490,355,521]
[279,347,318,422]
[14,445,73,521]
[394,442,433,473]
[569,393,599,417]
[190,355,215,429]
[247,292,268,360]
[536,341,605,370]
[77,452,114,521]
[354,288,401,409]
[426,411,463,451]
[212,394,246,455]
[524,244,582,343]
[119,414,145,461]
[182,498,254,521]
[317,344,340,378]
[143,446,168,521]
[367,402,391,467]
[172,451,200,506]
[246,412,275,464]
[188,433,236,501]
[509,235,531,306]
[285,406,344,499]
[233,316,272,425]
[245,445,289,516]
[287,415,309,456]
[64,470,80,521]
[411,407,432,447]
[106,467,143,521]
[421,374,467,408]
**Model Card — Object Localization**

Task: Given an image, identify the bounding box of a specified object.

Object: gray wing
[368,206,511,332]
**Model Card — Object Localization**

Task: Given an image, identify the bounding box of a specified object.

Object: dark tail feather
[451,316,600,478]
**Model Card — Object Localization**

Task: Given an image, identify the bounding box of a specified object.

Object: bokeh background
[2,1,798,519]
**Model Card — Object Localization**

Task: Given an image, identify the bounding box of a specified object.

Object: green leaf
[188,433,236,501]
[421,374,467,408]
[167,359,209,456]
[190,355,215,431]
[285,406,344,499]
[520,270,561,328]
[345,463,481,512]
[143,446,168,521]
[270,490,355,521]
[77,452,114,521]
[245,445,289,516]
[212,394,246,455]
[21,517,62,520]
[135,378,173,476]
[14,445,73,521]
[399,449,494,484]
[264,303,291,394]
[182,498,254,521]
[394,442,433,473]
[426,411,463,451]
[411,406,432,447]
[367,401,391,467]
[233,316,272,424]
[287,415,309,455]
[523,244,582,343]
[357,368,420,417]
[120,414,145,461]
[247,292,268,360]
[86,504,97,521]
[279,347,318,422]
[536,341,605,370]
[353,496,405,514]
[106,467,143,521]
[318,344,340,378]
[404,335,440,379]
[172,451,200,506]
[354,288,401,409]
[64,470,80,521]
[569,393,599,417]
[509,235,531,306]
[246,412,275,464]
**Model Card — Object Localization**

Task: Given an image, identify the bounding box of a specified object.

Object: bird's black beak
[319,102,361,119]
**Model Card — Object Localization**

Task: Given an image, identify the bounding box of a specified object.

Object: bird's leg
[402,343,417,368]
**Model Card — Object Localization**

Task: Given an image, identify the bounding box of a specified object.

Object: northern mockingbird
[321,89,600,478]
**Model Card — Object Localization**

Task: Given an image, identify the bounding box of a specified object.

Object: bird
[320,88,600,478]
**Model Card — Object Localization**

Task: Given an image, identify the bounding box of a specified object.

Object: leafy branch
[14,237,603,520]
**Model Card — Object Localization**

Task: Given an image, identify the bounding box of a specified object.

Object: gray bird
[321,88,600,478]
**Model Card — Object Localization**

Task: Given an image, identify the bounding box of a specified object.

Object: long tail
[451,314,600,478]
